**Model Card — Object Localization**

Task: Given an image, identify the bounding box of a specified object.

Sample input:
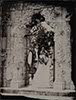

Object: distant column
[53,29,63,90]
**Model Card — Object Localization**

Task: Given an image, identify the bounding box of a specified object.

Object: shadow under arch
[69,8,76,89]
[68,4,76,100]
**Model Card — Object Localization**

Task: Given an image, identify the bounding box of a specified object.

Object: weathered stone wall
[0,2,75,89]
[54,8,73,90]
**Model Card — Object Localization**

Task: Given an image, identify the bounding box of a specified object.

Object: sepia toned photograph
[0,0,76,100]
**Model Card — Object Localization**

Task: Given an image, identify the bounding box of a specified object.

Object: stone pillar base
[70,81,75,90]
[10,80,25,88]
[53,81,75,90]
[53,81,62,90]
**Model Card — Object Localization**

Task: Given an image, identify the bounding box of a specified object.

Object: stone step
[1,93,75,100]
[0,87,76,100]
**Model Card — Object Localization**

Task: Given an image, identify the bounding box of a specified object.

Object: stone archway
[0,2,75,91]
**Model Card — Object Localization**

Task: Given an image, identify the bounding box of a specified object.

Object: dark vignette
[0,0,76,100]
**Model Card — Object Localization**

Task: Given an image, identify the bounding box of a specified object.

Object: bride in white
[27,12,54,88]
[31,48,52,88]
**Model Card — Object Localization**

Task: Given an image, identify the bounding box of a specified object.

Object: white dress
[31,56,51,88]
[30,21,54,88]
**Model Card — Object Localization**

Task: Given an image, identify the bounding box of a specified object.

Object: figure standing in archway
[26,12,55,87]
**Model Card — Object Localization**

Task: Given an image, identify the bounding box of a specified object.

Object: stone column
[61,20,75,90]
[53,9,75,90]
[3,8,26,88]
[53,23,63,90]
